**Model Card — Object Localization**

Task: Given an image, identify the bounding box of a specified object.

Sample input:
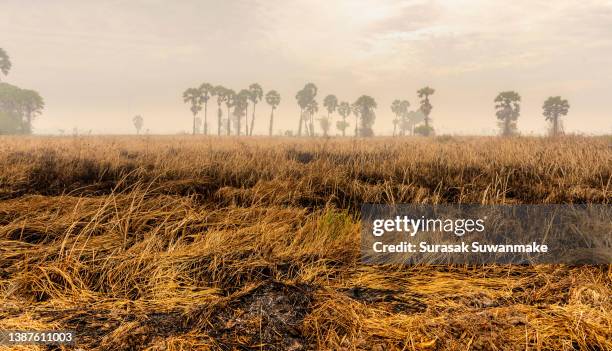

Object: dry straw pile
[0,136,610,350]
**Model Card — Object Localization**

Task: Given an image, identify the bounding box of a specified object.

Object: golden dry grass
[0,135,610,350]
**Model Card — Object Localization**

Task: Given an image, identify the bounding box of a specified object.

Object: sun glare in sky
[1,0,610,135]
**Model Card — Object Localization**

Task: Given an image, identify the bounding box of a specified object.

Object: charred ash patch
[191,281,316,351]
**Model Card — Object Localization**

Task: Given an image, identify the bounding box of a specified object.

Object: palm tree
[183,87,203,135]
[318,116,331,137]
[398,100,410,135]
[216,109,223,135]
[323,94,338,122]
[224,89,236,136]
[248,83,263,136]
[235,89,251,135]
[195,117,202,134]
[404,110,423,136]
[336,101,351,137]
[543,96,570,136]
[417,86,435,130]
[392,118,399,137]
[295,83,317,136]
[213,85,227,136]
[390,100,401,136]
[305,99,318,136]
[265,90,281,136]
[352,95,377,137]
[132,115,144,135]
[18,89,44,134]
[295,89,306,136]
[494,91,521,136]
[351,105,359,136]
[199,83,214,135]
[0,83,24,133]
[0,48,11,81]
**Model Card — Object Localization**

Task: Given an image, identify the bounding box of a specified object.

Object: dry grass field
[0,135,610,350]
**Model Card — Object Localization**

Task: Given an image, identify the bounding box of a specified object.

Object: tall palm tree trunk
[192,112,196,135]
[226,107,231,136]
[217,107,222,136]
[309,114,314,137]
[268,108,274,136]
[245,104,249,136]
[250,103,257,136]
[203,103,208,135]
[424,97,430,128]
[297,110,303,136]
[552,115,559,136]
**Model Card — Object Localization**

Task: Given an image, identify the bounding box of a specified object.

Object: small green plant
[317,209,354,241]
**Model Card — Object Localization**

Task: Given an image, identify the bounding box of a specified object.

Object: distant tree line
[182,82,383,138]
[390,87,435,137]
[0,48,45,135]
[0,46,573,137]
[181,82,443,137]
[183,83,280,137]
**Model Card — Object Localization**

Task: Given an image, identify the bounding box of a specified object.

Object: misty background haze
[1,0,611,135]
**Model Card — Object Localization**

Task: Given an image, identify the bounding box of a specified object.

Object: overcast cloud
[2,0,611,135]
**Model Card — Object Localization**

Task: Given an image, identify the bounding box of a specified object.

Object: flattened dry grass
[0,135,610,350]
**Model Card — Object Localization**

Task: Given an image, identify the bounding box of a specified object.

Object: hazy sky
[2,0,611,135]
